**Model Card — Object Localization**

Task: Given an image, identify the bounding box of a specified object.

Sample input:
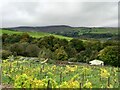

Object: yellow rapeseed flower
[100,68,110,78]
[83,80,92,88]
[66,65,77,72]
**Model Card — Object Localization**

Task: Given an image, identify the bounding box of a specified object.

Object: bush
[38,47,52,60]
[102,40,118,47]
[9,43,25,55]
[65,46,77,58]
[98,46,118,66]
[84,40,102,51]
[2,34,9,42]
[69,39,85,52]
[20,33,30,42]
[4,34,21,43]
[54,46,68,61]
[26,44,40,57]
[76,49,98,63]
[0,50,12,59]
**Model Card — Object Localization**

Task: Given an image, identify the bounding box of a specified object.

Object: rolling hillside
[2,25,73,32]
[0,29,72,40]
[1,25,118,41]
[3,25,118,35]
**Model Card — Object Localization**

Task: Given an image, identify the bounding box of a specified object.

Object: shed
[89,59,104,66]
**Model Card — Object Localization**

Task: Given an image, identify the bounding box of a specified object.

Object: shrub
[98,46,118,66]
[102,40,118,47]
[69,39,85,52]
[9,43,24,55]
[3,34,21,44]
[54,46,68,61]
[38,47,52,60]
[65,46,77,58]
[0,50,12,59]
[2,34,9,42]
[84,40,102,51]
[25,44,40,57]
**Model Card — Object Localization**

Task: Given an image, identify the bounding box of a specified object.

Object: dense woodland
[52,30,118,39]
[1,33,119,67]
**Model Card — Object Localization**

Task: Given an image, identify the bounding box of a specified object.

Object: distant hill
[2,25,118,41]
[2,25,73,32]
[2,25,117,34]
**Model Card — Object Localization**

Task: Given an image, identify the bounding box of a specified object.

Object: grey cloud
[1,1,118,27]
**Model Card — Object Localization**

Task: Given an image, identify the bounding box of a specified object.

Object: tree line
[52,30,117,40]
[1,33,119,67]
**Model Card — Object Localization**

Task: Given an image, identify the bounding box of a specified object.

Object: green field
[0,29,72,40]
[89,28,118,34]
[2,57,119,88]
[1,29,89,42]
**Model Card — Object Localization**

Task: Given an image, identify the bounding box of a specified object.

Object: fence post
[79,82,82,90]
[60,72,62,83]
[107,77,110,88]
[47,80,52,90]
[29,62,31,67]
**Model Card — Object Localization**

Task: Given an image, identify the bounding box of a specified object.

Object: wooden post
[22,65,23,70]
[21,66,23,74]
[8,75,11,84]
[9,63,11,71]
[60,72,62,84]
[29,62,31,67]
[107,77,110,88]
[83,73,84,82]
[62,76,64,82]
[39,67,41,79]
[100,77,102,82]
[47,80,52,90]
[42,64,44,71]
[40,66,42,73]
[79,82,82,90]
[17,60,18,66]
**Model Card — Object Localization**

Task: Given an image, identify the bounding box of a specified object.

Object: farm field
[88,28,118,34]
[1,28,119,89]
[1,1,119,89]
[0,29,72,40]
[2,57,119,88]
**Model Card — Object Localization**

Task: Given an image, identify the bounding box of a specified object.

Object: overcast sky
[0,0,119,27]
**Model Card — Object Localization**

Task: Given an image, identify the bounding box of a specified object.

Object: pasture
[0,29,72,40]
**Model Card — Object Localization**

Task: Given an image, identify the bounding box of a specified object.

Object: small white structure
[89,59,104,66]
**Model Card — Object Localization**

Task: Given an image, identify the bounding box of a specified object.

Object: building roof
[89,59,104,63]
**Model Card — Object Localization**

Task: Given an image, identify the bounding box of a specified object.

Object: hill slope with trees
[1,31,119,67]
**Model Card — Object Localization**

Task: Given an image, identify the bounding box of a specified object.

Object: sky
[0,0,119,27]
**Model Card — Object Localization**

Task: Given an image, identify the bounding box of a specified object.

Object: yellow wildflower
[100,68,110,78]
[83,80,92,88]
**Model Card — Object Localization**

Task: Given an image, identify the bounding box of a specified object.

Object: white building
[89,59,104,66]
